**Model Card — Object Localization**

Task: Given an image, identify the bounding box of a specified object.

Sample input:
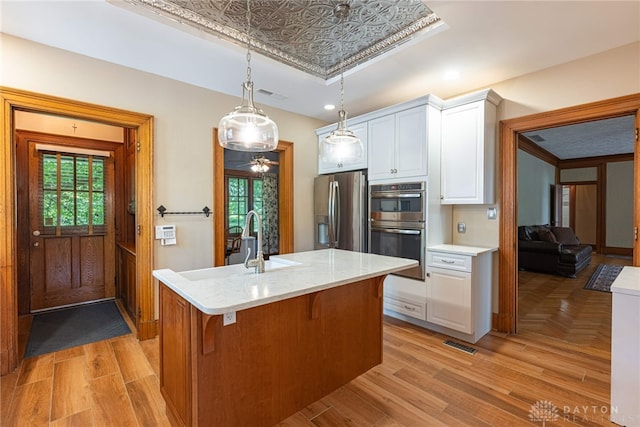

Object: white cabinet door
[367,114,395,180]
[426,266,472,333]
[368,105,427,181]
[395,105,427,179]
[317,122,368,174]
[441,100,495,204]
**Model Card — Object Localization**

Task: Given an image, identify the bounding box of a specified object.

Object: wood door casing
[27,139,115,311]
[1,88,155,375]
[499,93,640,334]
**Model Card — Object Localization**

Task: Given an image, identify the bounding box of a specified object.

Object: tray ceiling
[126,0,444,80]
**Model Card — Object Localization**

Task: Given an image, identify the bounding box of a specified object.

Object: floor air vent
[443,340,477,355]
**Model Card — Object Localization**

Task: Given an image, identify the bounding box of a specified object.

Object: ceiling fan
[246,155,279,173]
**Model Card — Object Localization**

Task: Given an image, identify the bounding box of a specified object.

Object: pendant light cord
[246,0,252,84]
[338,7,345,112]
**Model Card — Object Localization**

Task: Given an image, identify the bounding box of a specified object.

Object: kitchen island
[153,249,417,427]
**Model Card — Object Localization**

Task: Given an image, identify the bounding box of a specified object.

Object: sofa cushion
[537,227,558,243]
[559,245,592,264]
[550,227,580,245]
[518,226,535,241]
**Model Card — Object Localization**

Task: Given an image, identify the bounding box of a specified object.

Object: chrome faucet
[241,210,265,273]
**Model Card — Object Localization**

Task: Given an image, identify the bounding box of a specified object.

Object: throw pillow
[550,226,580,245]
[537,227,558,243]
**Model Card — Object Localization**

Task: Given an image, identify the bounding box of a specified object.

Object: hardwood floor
[2,255,630,426]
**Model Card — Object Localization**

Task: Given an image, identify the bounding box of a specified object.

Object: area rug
[24,300,131,358]
[584,264,624,293]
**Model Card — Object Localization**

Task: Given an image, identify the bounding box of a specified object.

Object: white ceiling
[1,1,638,158]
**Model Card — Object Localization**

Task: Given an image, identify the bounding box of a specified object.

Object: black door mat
[24,300,131,358]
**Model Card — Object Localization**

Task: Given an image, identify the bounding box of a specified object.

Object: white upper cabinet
[317,122,368,174]
[368,105,427,181]
[440,89,502,204]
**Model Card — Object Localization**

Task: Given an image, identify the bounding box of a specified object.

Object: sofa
[518,225,593,278]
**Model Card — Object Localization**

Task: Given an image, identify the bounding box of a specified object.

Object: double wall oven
[368,182,425,280]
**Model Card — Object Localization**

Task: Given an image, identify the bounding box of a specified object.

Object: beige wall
[451,41,640,250]
[1,33,325,272]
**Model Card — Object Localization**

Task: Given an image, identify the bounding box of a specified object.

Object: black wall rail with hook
[157,205,211,218]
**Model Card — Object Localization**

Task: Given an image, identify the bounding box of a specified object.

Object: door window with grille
[40,151,108,234]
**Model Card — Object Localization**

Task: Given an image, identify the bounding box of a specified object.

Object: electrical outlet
[487,207,497,220]
[457,222,466,233]
[223,311,236,326]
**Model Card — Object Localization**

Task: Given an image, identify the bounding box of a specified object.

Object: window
[227,177,249,229]
[226,174,263,233]
[41,152,105,232]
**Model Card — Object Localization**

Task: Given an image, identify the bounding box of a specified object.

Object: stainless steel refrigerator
[314,170,367,252]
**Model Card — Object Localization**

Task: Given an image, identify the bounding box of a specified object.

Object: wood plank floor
[1,254,630,426]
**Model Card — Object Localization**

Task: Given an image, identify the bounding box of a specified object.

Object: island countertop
[152,249,417,315]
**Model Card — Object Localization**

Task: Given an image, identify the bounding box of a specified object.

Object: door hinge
[137,224,141,236]
[634,226,638,241]
[137,307,141,319]
[635,128,639,142]
[136,141,141,152]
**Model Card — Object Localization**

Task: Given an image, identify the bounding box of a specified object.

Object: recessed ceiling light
[324,104,336,111]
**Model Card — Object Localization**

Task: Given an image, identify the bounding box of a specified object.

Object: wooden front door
[28,141,115,311]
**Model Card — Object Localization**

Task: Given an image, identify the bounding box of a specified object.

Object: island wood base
[159,276,385,427]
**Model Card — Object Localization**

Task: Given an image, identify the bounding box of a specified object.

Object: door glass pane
[60,190,75,226]
[41,152,106,230]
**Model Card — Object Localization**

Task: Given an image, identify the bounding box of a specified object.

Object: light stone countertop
[610,266,640,297]
[153,249,417,315]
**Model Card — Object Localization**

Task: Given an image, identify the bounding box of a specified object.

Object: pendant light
[218,0,278,152]
[320,3,363,164]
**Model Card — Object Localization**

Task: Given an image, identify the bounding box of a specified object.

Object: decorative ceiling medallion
[125,0,444,80]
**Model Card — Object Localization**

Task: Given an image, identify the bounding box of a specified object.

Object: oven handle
[370,227,421,235]
[370,192,422,198]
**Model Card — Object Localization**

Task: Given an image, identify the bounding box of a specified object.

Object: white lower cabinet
[425,245,496,343]
[426,265,472,333]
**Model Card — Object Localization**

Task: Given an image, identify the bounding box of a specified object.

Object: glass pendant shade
[320,3,362,164]
[321,109,363,163]
[218,81,279,152]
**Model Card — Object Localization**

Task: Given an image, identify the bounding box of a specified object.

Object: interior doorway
[0,88,155,375]
[498,93,640,334]
[16,130,119,313]
[212,134,294,267]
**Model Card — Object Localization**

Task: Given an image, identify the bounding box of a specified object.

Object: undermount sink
[263,257,301,270]
[177,257,301,282]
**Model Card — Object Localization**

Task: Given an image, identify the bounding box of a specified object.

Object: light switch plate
[457,222,466,233]
[487,207,497,220]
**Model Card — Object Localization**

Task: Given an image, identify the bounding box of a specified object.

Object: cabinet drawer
[384,297,426,321]
[427,251,471,272]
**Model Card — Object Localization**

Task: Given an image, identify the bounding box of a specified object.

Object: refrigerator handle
[334,181,340,245]
[328,181,336,246]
